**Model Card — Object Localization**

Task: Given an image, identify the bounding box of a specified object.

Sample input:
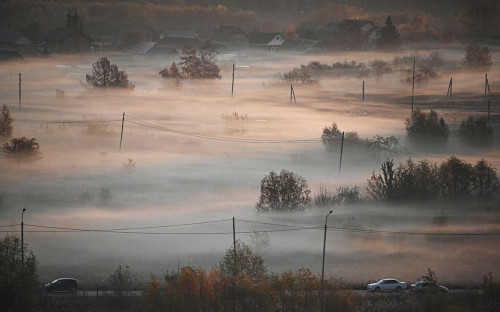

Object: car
[44,278,79,293]
[410,281,448,294]
[367,279,407,292]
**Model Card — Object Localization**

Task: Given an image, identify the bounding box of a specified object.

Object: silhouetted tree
[107,265,137,298]
[459,115,493,143]
[461,0,498,35]
[464,44,492,71]
[377,15,401,50]
[405,108,449,141]
[256,169,311,212]
[179,47,221,79]
[3,137,40,160]
[86,57,134,89]
[439,156,474,198]
[0,235,38,311]
[219,240,266,281]
[0,104,13,137]
[473,159,500,199]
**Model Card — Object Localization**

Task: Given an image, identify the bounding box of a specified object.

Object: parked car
[410,281,448,294]
[45,278,79,293]
[367,279,407,292]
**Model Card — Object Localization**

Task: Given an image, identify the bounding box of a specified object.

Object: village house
[210,25,248,51]
[0,31,40,56]
[45,12,92,54]
[247,32,285,52]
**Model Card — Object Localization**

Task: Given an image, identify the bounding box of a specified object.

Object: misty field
[0,48,499,285]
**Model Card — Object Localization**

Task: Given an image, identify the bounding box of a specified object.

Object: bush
[321,123,360,149]
[99,187,113,204]
[219,240,266,281]
[368,135,399,151]
[0,104,13,137]
[256,169,311,213]
[405,108,449,141]
[86,57,134,89]
[282,65,316,83]
[179,47,221,79]
[335,186,363,205]
[3,137,40,160]
[464,44,492,71]
[370,59,392,76]
[459,115,493,143]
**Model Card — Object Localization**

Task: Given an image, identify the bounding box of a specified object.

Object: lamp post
[321,210,333,312]
[21,208,26,268]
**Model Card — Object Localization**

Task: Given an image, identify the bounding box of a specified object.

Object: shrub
[405,108,449,141]
[439,156,474,198]
[370,59,392,76]
[282,65,316,83]
[335,186,363,205]
[321,123,360,149]
[3,137,40,160]
[180,47,221,79]
[256,169,311,213]
[0,104,13,137]
[219,240,266,281]
[159,62,182,81]
[99,187,113,204]
[78,190,94,203]
[122,158,136,172]
[86,57,134,89]
[368,135,399,151]
[459,115,493,143]
[464,44,492,71]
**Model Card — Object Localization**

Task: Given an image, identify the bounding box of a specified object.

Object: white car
[367,279,407,292]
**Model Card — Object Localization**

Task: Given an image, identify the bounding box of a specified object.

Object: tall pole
[321,210,333,312]
[232,217,237,312]
[485,74,488,105]
[450,78,452,98]
[231,64,235,97]
[119,112,125,151]
[338,132,344,175]
[411,59,415,113]
[21,209,26,269]
[362,80,365,101]
[18,73,21,112]
[290,84,293,103]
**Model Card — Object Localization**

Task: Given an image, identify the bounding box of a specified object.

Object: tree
[3,137,40,160]
[321,123,342,148]
[0,235,38,311]
[256,169,311,212]
[0,104,13,137]
[219,240,266,281]
[86,57,134,89]
[367,159,396,201]
[180,47,221,79]
[461,0,498,35]
[464,44,492,71]
[421,268,438,284]
[459,115,493,143]
[473,159,500,199]
[377,15,401,50]
[439,156,474,198]
[107,264,137,297]
[405,108,449,141]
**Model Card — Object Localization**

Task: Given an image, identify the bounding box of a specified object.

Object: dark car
[410,281,448,294]
[45,278,79,293]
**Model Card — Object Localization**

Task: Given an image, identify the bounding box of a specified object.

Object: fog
[1,48,499,285]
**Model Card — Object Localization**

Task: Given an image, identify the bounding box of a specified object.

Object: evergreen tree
[0,104,13,137]
[377,15,401,50]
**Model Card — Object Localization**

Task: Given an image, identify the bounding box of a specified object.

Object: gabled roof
[297,22,324,32]
[148,36,200,53]
[0,32,33,45]
[247,32,282,45]
[129,41,156,54]
[46,27,92,41]
[280,38,321,52]
[211,25,246,43]
[339,19,376,34]
[162,30,197,39]
[0,49,24,61]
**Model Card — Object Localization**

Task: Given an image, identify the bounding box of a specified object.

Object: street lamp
[21,208,26,268]
[321,210,333,312]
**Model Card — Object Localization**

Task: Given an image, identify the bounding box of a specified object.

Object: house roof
[317,22,340,33]
[339,19,376,34]
[129,41,157,54]
[46,27,92,41]
[297,22,324,32]
[211,25,246,43]
[0,32,33,45]
[148,36,200,53]
[247,32,282,45]
[280,38,321,52]
[0,49,24,61]
[162,30,197,39]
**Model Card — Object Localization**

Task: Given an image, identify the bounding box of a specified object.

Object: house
[338,19,379,50]
[280,38,323,53]
[160,30,198,40]
[296,22,324,39]
[148,36,201,55]
[0,32,40,56]
[314,22,346,50]
[45,12,92,53]
[0,49,24,62]
[113,25,160,47]
[210,25,248,51]
[129,41,157,55]
[247,32,284,52]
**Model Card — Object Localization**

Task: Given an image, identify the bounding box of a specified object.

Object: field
[0,47,499,286]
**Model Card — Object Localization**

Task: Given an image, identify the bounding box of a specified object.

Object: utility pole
[362,80,365,101]
[21,209,26,270]
[338,132,344,175]
[321,210,333,312]
[18,73,21,112]
[231,64,235,97]
[411,59,415,113]
[119,112,125,151]
[232,217,237,312]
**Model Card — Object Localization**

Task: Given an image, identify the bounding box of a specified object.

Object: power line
[14,115,123,124]
[0,224,20,228]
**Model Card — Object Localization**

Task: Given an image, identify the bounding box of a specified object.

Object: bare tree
[0,104,13,137]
